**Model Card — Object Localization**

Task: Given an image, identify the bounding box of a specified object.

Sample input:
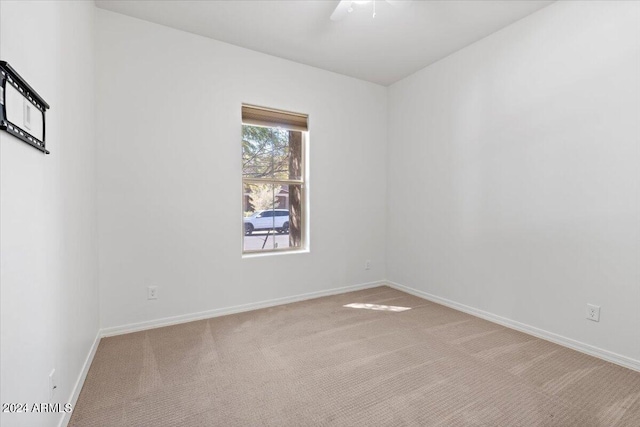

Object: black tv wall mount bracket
[0,61,50,154]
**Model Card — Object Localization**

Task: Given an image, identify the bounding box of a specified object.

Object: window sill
[242,248,310,259]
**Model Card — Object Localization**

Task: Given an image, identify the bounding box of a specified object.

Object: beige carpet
[70,286,640,426]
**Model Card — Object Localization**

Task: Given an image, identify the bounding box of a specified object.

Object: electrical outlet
[49,369,57,400]
[586,304,600,322]
[365,260,371,270]
[147,286,158,300]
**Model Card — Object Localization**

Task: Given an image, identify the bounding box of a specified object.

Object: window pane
[243,183,278,251]
[242,125,302,181]
[242,125,286,179]
[243,183,302,252]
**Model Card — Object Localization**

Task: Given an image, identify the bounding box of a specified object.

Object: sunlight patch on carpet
[343,303,411,312]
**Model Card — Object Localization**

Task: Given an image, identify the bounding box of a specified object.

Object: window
[242,105,308,254]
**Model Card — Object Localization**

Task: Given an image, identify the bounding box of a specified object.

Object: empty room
[1,0,639,426]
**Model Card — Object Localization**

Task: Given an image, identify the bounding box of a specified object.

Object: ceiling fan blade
[330,0,352,21]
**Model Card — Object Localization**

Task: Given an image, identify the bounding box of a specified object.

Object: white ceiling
[94,0,554,86]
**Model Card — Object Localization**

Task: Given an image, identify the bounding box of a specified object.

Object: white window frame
[241,108,309,256]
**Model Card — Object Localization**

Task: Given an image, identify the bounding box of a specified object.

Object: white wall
[0,1,98,427]
[95,9,387,330]
[387,1,640,363]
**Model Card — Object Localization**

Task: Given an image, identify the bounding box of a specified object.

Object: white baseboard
[58,331,101,427]
[101,280,386,337]
[386,281,640,373]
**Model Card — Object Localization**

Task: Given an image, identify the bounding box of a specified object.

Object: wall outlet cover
[586,304,600,322]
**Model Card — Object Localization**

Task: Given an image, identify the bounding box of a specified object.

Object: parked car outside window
[244,209,290,235]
